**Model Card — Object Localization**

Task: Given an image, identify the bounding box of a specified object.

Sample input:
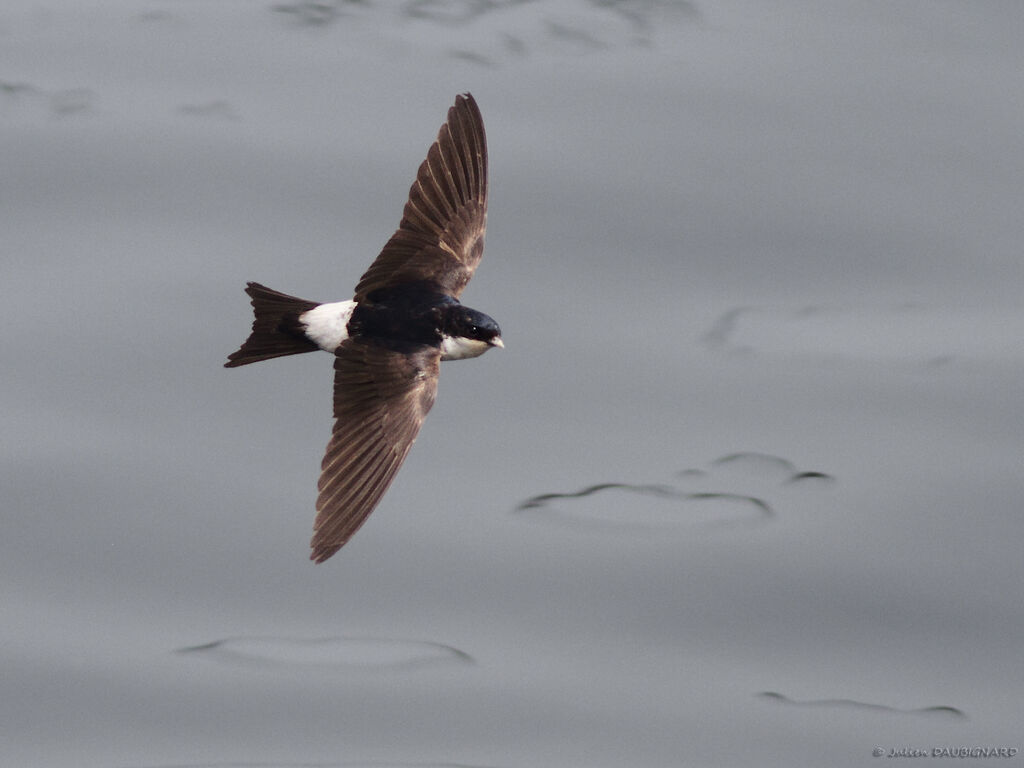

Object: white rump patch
[300,300,357,352]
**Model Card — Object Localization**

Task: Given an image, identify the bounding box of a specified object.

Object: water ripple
[517,482,773,529]
[758,691,966,719]
[268,0,701,60]
[516,452,833,531]
[175,636,474,669]
[701,302,1015,365]
[709,452,835,485]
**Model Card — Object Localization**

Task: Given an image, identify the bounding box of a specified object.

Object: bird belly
[299,300,357,352]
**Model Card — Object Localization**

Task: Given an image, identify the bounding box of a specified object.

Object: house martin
[226,94,502,563]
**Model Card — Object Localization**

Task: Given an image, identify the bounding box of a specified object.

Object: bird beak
[490,336,505,349]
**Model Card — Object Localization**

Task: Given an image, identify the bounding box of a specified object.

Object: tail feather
[225,282,321,367]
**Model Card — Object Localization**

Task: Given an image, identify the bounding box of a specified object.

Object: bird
[225,93,502,563]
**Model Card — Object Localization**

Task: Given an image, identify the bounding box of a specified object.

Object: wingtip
[309,546,336,564]
[455,91,479,113]
[310,536,343,564]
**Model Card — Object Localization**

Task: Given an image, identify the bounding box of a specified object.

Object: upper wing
[310,339,440,563]
[353,93,488,302]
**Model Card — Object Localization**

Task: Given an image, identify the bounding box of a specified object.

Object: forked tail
[224,282,321,367]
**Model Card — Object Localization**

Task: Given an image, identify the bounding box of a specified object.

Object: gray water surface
[4,1,1023,766]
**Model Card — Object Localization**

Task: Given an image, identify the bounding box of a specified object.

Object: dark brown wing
[353,93,487,302]
[310,339,440,563]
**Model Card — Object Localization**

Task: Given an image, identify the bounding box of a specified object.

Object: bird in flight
[226,94,502,563]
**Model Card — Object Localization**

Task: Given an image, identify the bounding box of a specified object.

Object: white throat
[440,335,492,361]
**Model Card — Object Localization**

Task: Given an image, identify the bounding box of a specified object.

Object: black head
[437,305,503,360]
[446,307,502,343]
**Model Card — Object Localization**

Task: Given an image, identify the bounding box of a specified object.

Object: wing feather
[354,93,487,300]
[310,340,440,563]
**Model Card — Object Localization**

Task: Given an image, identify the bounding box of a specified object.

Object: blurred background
[3,1,1022,766]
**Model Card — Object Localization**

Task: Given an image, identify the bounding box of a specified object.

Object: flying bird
[226,94,502,563]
